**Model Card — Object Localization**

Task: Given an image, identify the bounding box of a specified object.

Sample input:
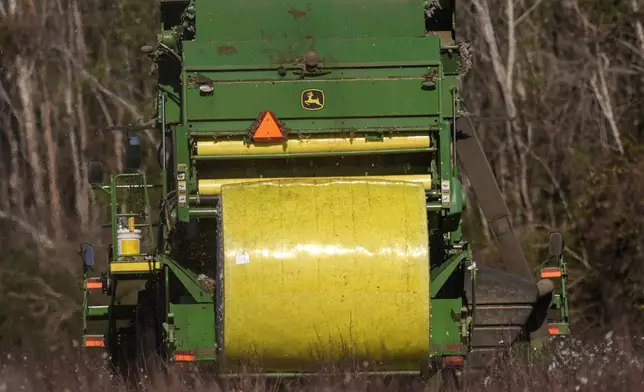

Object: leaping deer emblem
[302,90,324,110]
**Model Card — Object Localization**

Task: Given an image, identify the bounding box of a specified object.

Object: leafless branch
[515,0,545,26]
[589,54,625,154]
[0,209,54,248]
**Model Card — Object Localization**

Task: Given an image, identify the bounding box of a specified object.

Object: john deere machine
[79,0,570,381]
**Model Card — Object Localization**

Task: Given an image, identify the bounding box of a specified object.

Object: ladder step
[88,305,109,319]
[82,334,105,348]
[110,261,162,274]
[86,304,137,320]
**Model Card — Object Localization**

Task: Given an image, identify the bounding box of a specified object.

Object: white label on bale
[236,253,250,265]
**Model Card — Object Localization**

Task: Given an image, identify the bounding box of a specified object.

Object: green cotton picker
[78,0,570,386]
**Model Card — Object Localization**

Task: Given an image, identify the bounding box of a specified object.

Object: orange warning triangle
[252,111,284,141]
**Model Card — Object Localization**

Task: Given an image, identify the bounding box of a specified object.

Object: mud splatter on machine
[79,0,570,382]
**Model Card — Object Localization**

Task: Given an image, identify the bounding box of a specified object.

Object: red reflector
[174,351,196,362]
[444,356,464,367]
[251,111,285,142]
[87,278,102,290]
[548,324,561,335]
[84,336,105,347]
[444,344,464,351]
[541,267,562,278]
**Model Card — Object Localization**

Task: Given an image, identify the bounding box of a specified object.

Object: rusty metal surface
[466,267,538,305]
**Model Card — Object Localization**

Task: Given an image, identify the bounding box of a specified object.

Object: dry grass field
[0,333,642,392]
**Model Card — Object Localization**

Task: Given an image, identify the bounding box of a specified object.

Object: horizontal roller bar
[190,193,442,205]
[216,370,423,378]
[192,148,434,160]
[197,174,432,196]
[189,208,219,218]
[188,126,439,137]
[195,135,431,158]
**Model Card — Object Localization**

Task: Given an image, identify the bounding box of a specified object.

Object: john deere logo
[301,89,325,111]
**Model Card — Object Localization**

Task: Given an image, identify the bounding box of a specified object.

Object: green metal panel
[88,305,109,318]
[194,0,425,42]
[430,299,463,355]
[174,127,191,222]
[185,78,440,122]
[430,252,468,298]
[180,36,445,125]
[441,50,461,75]
[182,37,441,69]
[439,121,452,203]
[159,85,181,124]
[170,303,217,360]
[441,75,459,118]
[161,254,213,303]
[185,117,442,134]
[186,67,437,83]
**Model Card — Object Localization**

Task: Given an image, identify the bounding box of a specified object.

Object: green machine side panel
[184,78,441,122]
[170,303,217,360]
[430,299,463,355]
[182,37,441,69]
[194,0,426,42]
[181,37,445,126]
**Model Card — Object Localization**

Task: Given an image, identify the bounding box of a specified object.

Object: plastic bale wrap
[219,178,431,372]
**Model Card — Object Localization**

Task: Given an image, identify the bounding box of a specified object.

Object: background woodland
[0,0,643,350]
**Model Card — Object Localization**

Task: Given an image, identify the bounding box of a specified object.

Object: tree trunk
[16,55,47,227]
[42,90,63,241]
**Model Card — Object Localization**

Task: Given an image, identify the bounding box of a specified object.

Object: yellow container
[117,228,141,256]
[220,178,431,372]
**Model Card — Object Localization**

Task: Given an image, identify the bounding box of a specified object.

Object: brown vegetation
[0,334,643,391]
[456,0,644,333]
